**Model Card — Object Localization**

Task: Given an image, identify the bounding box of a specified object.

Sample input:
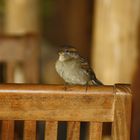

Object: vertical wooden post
[88,122,102,140]
[67,122,80,140]
[3,1,40,139]
[45,121,58,140]
[91,0,140,84]
[1,121,14,140]
[65,0,91,59]
[4,0,39,34]
[6,62,15,83]
[112,84,132,140]
[132,51,140,140]
[4,0,40,83]
[1,62,16,140]
[24,35,40,83]
[24,121,36,140]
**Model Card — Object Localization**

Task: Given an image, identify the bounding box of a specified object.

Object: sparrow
[55,45,103,85]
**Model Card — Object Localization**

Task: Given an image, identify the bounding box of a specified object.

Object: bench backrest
[0,84,132,140]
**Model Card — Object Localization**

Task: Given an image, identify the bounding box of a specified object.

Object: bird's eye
[65,50,69,53]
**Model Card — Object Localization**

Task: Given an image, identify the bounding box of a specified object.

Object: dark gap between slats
[0,63,6,83]
[0,120,2,140]
[15,120,24,140]
[80,122,88,140]
[36,121,45,140]
[58,121,67,140]
[103,122,112,138]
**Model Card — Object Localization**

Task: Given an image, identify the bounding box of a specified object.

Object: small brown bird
[55,45,103,85]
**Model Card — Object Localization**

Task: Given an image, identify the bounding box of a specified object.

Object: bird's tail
[90,71,103,86]
[91,78,103,85]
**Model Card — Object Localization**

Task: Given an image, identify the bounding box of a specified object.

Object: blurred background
[0,0,139,85]
[0,0,139,139]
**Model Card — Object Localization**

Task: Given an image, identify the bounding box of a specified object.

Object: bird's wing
[79,57,94,77]
[79,57,103,85]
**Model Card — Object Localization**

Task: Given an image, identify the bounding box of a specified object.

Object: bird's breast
[55,60,89,85]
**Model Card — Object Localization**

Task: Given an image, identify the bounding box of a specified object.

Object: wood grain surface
[0,84,114,122]
[0,84,132,140]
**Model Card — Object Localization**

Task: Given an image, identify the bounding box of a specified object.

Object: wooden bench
[0,84,132,140]
[0,34,40,140]
[0,34,40,83]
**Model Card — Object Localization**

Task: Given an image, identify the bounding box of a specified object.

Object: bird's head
[58,45,79,61]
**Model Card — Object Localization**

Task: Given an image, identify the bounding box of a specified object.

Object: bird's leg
[64,82,68,91]
[85,82,88,92]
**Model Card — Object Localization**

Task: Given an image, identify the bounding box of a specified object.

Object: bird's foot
[64,83,68,91]
[85,83,88,92]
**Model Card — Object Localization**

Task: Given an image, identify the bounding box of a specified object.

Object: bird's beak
[58,52,61,55]
[59,51,64,56]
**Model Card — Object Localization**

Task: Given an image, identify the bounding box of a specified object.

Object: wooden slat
[24,121,36,140]
[0,40,25,62]
[112,85,132,140]
[0,35,39,62]
[88,122,102,140]
[67,121,80,140]
[6,62,15,83]
[1,64,15,140]
[24,43,39,83]
[0,84,114,122]
[45,121,58,140]
[1,120,14,140]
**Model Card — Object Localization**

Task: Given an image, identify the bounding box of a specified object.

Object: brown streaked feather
[79,57,103,85]
[59,45,77,53]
